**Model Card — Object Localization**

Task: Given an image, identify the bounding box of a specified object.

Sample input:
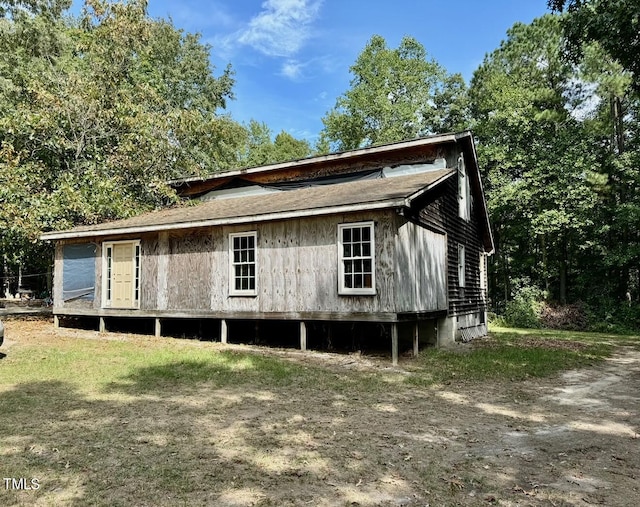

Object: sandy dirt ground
[1,319,639,506]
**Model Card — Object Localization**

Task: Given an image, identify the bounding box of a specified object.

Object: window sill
[338,290,377,296]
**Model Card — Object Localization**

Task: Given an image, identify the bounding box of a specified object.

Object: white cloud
[238,0,323,57]
[281,60,304,79]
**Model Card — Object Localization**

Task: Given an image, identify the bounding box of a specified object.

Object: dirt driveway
[1,320,639,506]
[429,346,640,506]
[275,344,640,506]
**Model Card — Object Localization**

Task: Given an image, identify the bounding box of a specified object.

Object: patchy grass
[1,318,639,506]
[407,326,615,386]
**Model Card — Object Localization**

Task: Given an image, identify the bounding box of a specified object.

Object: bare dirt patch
[1,318,639,506]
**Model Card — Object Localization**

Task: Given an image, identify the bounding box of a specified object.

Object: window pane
[343,244,351,258]
[364,274,372,288]
[249,265,255,277]
[344,260,353,274]
[241,265,249,277]
[248,235,255,249]
[343,228,351,242]
[355,274,363,288]
[354,259,362,273]
[241,278,248,290]
[234,237,240,250]
[363,243,370,257]
[363,259,371,273]
[353,243,361,257]
[345,274,353,288]
[362,226,370,241]
[249,278,255,290]
[248,249,254,262]
[234,250,240,263]
[241,250,248,262]
[353,228,361,242]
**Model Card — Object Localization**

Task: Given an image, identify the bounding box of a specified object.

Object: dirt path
[431,347,640,506]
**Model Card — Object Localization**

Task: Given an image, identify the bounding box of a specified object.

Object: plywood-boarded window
[338,222,376,295]
[102,240,141,309]
[229,232,257,296]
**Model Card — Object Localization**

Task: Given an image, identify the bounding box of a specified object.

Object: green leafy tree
[0,0,243,292]
[320,35,469,151]
[470,15,600,306]
[548,0,640,303]
[238,120,311,167]
[549,0,640,90]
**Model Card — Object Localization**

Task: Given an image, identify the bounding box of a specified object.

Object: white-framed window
[458,243,466,288]
[102,240,141,309]
[458,153,471,221]
[338,221,376,295]
[229,231,257,296]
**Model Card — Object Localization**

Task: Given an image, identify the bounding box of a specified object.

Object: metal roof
[41,169,455,240]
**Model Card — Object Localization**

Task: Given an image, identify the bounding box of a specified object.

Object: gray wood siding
[165,231,213,310]
[127,210,397,315]
[212,211,396,314]
[140,235,159,310]
[395,218,447,313]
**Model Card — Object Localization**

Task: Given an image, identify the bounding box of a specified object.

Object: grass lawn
[0,318,637,506]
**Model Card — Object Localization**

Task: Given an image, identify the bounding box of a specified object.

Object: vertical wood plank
[211,228,225,311]
[413,321,419,357]
[155,318,161,338]
[284,219,299,311]
[99,317,106,333]
[157,231,169,310]
[166,230,212,310]
[53,315,60,328]
[140,235,159,311]
[395,219,413,312]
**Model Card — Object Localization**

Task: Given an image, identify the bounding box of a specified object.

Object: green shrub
[587,301,640,334]
[504,285,543,329]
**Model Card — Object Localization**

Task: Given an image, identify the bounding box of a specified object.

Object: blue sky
[139,1,551,143]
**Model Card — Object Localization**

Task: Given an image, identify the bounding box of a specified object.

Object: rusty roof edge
[169,132,465,187]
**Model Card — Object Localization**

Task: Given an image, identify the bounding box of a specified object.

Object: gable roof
[40,169,455,241]
[40,131,494,254]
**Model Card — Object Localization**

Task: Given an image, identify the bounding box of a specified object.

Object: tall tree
[549,0,640,301]
[549,0,640,90]
[320,35,469,151]
[238,120,312,167]
[0,0,243,292]
[470,15,600,306]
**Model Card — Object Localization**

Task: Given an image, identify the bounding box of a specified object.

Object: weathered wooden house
[40,131,493,363]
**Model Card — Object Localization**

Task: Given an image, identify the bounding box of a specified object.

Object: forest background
[1,0,638,332]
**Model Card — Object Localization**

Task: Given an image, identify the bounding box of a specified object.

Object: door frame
[101,239,141,309]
